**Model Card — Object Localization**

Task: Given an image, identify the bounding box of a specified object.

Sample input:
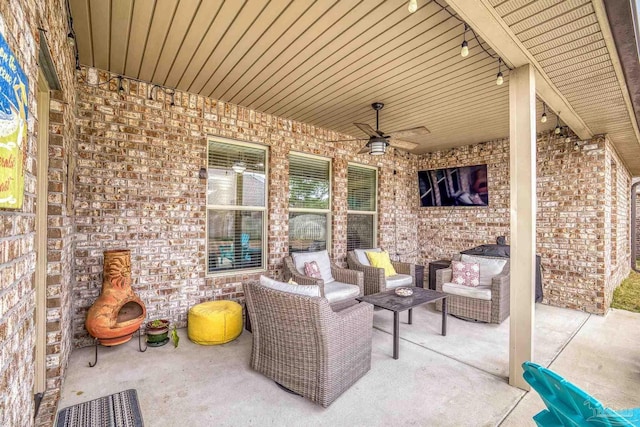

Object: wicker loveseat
[283,250,364,311]
[347,249,415,295]
[435,254,510,324]
[244,278,374,407]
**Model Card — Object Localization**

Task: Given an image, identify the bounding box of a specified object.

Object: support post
[509,64,536,390]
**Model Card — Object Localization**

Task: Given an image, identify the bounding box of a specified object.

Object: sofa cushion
[385,274,413,288]
[324,281,360,303]
[354,248,381,266]
[291,250,334,283]
[366,250,397,277]
[442,282,492,301]
[460,254,507,288]
[451,260,480,287]
[259,276,321,297]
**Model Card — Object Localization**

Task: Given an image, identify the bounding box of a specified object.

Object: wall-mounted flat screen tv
[418,164,488,207]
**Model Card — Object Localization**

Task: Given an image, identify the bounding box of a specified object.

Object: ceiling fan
[335,102,430,155]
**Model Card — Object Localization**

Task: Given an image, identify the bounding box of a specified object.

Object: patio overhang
[69,0,640,173]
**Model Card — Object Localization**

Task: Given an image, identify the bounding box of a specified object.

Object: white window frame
[206,137,268,276]
[288,152,332,253]
[347,162,378,249]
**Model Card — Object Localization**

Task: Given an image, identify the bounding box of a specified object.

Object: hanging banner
[0,31,28,209]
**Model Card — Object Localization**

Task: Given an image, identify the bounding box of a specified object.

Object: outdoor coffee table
[356,287,448,359]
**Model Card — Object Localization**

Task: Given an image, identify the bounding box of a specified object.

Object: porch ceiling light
[408,0,418,13]
[368,137,389,156]
[460,24,469,57]
[496,58,504,86]
[232,161,246,174]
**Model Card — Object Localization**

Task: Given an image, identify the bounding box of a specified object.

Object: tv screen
[418,164,488,207]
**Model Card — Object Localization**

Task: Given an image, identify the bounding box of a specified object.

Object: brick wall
[416,133,631,314]
[0,1,76,426]
[605,140,632,309]
[73,67,419,345]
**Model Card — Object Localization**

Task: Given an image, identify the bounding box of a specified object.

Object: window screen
[289,154,331,253]
[207,140,267,273]
[347,164,377,251]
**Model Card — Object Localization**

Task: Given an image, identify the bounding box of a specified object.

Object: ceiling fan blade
[357,144,370,154]
[389,139,418,151]
[386,126,430,139]
[354,123,379,137]
[327,138,367,143]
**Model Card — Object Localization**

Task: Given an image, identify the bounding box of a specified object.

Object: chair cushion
[366,250,397,277]
[291,250,334,283]
[385,274,413,288]
[259,275,321,297]
[442,282,492,301]
[354,248,381,266]
[324,281,360,303]
[451,260,480,287]
[460,254,507,288]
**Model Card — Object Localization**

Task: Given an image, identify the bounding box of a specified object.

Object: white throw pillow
[460,255,507,288]
[291,250,334,283]
[259,276,321,297]
[354,248,381,266]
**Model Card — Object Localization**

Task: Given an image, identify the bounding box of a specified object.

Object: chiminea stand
[89,327,147,367]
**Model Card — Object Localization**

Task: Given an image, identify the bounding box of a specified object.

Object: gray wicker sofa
[244,278,374,407]
[435,254,510,324]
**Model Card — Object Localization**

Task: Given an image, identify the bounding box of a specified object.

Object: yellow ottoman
[188,300,242,345]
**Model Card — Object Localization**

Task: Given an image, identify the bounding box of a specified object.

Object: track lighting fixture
[541,103,547,123]
[460,24,469,57]
[496,58,504,86]
[408,0,418,13]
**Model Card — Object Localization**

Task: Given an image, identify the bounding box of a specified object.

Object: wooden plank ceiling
[69,0,635,156]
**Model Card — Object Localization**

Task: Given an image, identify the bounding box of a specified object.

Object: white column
[509,64,536,390]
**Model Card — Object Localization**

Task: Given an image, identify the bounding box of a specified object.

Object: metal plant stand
[88,327,147,367]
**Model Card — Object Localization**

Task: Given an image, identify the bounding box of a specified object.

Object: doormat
[56,389,143,427]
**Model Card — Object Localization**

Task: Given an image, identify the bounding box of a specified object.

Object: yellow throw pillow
[287,278,298,285]
[366,250,397,277]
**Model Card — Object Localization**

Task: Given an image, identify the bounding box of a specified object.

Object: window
[347,164,377,251]
[289,154,331,253]
[207,139,267,274]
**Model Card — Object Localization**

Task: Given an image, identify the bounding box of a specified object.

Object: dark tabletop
[356,287,447,312]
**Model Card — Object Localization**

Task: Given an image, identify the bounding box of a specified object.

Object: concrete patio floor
[58,304,640,426]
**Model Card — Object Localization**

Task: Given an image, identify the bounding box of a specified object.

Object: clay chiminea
[86,249,146,346]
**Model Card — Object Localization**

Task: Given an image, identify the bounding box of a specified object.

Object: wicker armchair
[347,249,416,295]
[283,251,364,311]
[244,279,374,407]
[435,254,510,324]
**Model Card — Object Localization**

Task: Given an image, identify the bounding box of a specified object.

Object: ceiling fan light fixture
[368,137,389,155]
[232,161,246,174]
